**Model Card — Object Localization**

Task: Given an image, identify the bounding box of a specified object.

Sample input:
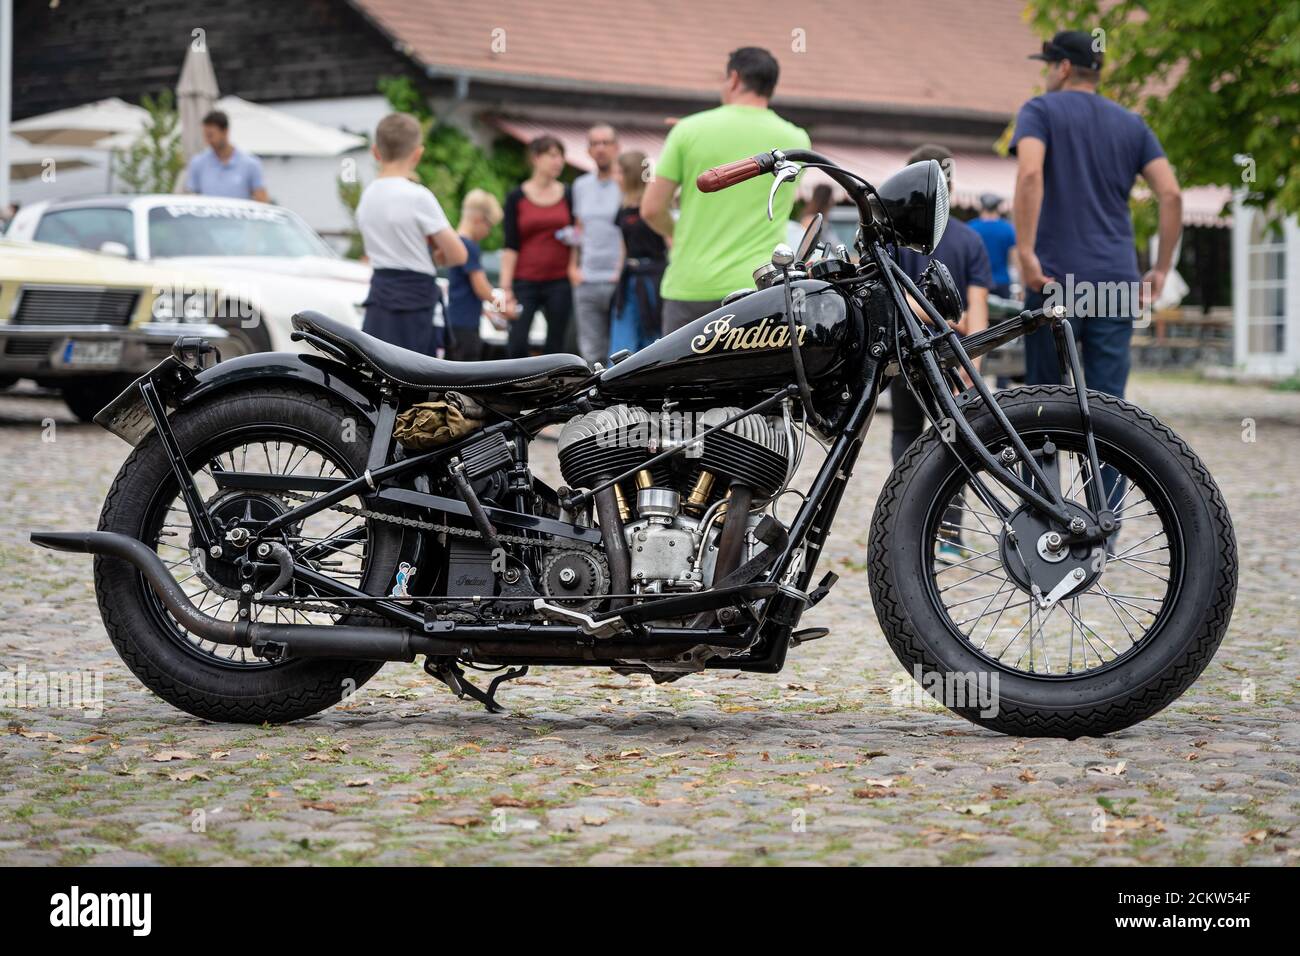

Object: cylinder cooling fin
[558,403,791,498]
[557,404,654,490]
[696,407,789,497]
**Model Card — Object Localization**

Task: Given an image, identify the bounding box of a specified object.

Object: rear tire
[868,385,1237,737]
[95,384,403,723]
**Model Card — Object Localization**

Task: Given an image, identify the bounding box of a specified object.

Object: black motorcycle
[32,149,1236,737]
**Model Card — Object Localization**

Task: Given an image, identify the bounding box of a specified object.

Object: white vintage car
[6,195,371,355]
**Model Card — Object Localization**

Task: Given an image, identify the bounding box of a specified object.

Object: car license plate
[62,339,123,367]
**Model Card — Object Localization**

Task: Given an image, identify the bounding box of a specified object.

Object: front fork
[874,243,1116,544]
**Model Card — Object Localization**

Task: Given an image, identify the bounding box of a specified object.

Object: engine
[556,404,791,598]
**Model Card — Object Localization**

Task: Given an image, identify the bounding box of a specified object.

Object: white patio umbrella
[5,136,94,180]
[11,97,147,147]
[208,96,366,157]
[177,44,220,161]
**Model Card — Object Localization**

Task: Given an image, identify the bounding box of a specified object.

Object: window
[1246,215,1286,354]
[147,203,332,259]
[34,207,135,257]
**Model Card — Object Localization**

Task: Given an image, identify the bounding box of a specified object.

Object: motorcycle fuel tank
[598,279,857,401]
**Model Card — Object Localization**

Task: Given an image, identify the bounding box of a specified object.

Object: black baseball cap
[1030,30,1103,71]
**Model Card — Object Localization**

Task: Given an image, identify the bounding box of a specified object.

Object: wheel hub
[999,502,1104,597]
[191,492,292,591]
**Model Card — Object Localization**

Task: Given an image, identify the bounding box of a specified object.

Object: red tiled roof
[351,0,1048,120]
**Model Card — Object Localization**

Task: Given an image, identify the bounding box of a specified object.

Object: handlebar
[696,153,776,192]
[699,148,877,227]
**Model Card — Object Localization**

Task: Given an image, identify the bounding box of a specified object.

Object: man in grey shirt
[569,123,623,364]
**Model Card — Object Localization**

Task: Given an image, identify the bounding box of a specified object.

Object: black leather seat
[291,311,590,394]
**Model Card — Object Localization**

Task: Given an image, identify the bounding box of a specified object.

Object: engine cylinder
[695,408,789,498]
[557,405,653,490]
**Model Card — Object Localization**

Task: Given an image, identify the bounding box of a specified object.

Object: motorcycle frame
[105,158,1109,674]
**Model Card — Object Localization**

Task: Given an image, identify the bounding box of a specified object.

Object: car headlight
[151,289,212,323]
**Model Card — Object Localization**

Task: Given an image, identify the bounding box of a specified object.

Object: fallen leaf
[433,815,482,828]
[344,778,373,788]
[1018,769,1038,783]
[490,795,542,809]
[166,769,210,782]
[301,800,339,812]
[582,815,607,827]
[853,787,897,799]
[149,750,199,762]
[1087,761,1127,776]
[208,750,230,760]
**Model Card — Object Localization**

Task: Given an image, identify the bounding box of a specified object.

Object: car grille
[12,286,139,327]
[4,338,55,357]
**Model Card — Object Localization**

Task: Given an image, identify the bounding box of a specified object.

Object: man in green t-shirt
[641,47,811,335]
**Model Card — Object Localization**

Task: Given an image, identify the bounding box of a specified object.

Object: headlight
[872,159,949,255]
[931,170,950,252]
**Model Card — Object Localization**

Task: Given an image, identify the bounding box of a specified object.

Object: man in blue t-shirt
[183,110,269,202]
[1011,29,1183,399]
[968,194,1016,298]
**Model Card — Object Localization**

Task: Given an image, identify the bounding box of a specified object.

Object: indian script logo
[690,315,808,355]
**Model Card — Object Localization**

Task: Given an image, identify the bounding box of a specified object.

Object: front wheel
[868,385,1237,737]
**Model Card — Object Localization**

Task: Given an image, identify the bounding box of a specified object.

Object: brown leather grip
[697,156,763,193]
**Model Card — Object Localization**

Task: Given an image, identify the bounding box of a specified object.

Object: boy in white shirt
[356,112,467,354]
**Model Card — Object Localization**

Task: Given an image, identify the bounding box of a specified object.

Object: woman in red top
[500,136,575,358]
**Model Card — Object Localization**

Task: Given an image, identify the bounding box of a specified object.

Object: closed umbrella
[176,44,220,161]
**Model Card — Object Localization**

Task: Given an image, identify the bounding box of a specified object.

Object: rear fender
[94,349,382,446]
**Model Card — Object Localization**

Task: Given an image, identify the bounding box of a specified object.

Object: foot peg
[790,626,829,647]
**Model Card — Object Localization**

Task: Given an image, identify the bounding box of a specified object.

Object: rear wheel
[868,385,1237,737]
[95,385,404,723]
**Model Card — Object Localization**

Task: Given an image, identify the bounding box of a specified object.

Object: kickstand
[426,660,528,714]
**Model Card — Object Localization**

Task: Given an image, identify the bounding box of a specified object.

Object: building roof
[350,0,1047,122]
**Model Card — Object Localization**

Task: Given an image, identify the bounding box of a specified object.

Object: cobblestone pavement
[0,374,1296,866]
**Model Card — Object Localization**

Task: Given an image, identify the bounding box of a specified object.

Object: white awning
[492,116,1232,228]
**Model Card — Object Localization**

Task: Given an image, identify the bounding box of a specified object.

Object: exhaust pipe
[30,530,748,664]
[32,531,253,647]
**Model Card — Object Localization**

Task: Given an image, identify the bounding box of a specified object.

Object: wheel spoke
[928,432,1176,680]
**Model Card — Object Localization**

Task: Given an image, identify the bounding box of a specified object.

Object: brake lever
[766,162,800,221]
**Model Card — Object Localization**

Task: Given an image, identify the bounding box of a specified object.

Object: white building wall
[1233,194,1300,378]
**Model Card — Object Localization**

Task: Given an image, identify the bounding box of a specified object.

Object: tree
[375,75,530,251]
[113,91,184,194]
[1025,0,1300,218]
